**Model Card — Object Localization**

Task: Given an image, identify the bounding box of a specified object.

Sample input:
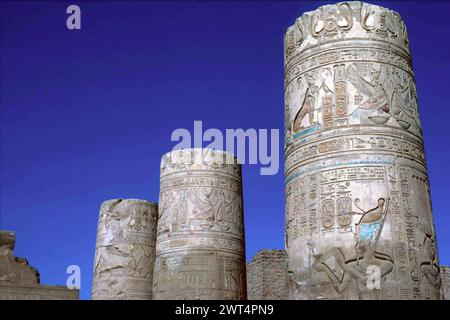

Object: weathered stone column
[284,2,442,299]
[441,266,450,300]
[92,199,158,300]
[247,250,288,300]
[153,148,246,299]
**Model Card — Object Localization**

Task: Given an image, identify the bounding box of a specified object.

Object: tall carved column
[153,148,246,299]
[92,199,158,300]
[284,2,442,299]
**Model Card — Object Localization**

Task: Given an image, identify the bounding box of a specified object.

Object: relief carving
[154,149,246,300]
[92,199,158,300]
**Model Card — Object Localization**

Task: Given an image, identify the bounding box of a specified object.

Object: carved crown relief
[159,148,243,238]
[284,2,417,147]
[285,163,442,299]
[0,231,40,287]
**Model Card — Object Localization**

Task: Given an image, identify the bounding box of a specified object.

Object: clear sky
[1,1,449,300]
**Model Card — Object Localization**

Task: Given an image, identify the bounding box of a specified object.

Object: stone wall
[0,230,78,300]
[441,266,450,300]
[247,250,288,300]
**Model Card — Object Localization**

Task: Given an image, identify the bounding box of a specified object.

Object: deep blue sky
[1,1,449,299]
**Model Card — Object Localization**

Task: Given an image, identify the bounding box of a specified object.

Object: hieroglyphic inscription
[153,148,246,300]
[285,2,441,300]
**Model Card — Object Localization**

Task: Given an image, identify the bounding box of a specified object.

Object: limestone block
[247,250,288,300]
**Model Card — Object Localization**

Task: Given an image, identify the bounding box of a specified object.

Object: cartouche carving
[92,199,158,300]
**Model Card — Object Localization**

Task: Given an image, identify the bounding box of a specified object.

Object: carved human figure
[293,76,320,132]
[420,235,441,299]
[344,241,394,299]
[311,233,394,299]
[348,64,390,122]
[361,4,398,39]
[308,197,394,299]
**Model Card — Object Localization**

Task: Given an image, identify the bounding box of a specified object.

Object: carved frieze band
[285,131,426,177]
[284,2,411,64]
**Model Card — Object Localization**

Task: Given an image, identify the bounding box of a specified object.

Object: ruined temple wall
[284,2,442,299]
[153,148,246,300]
[247,259,263,300]
[0,285,79,300]
[92,199,158,300]
[0,230,78,300]
[247,250,288,300]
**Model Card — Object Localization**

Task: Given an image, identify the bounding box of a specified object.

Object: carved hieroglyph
[0,230,78,300]
[153,148,246,299]
[284,2,442,299]
[92,199,158,300]
[247,250,288,300]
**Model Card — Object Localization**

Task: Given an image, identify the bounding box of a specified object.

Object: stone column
[441,266,450,300]
[153,148,246,299]
[284,2,442,299]
[247,250,288,300]
[92,199,158,300]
